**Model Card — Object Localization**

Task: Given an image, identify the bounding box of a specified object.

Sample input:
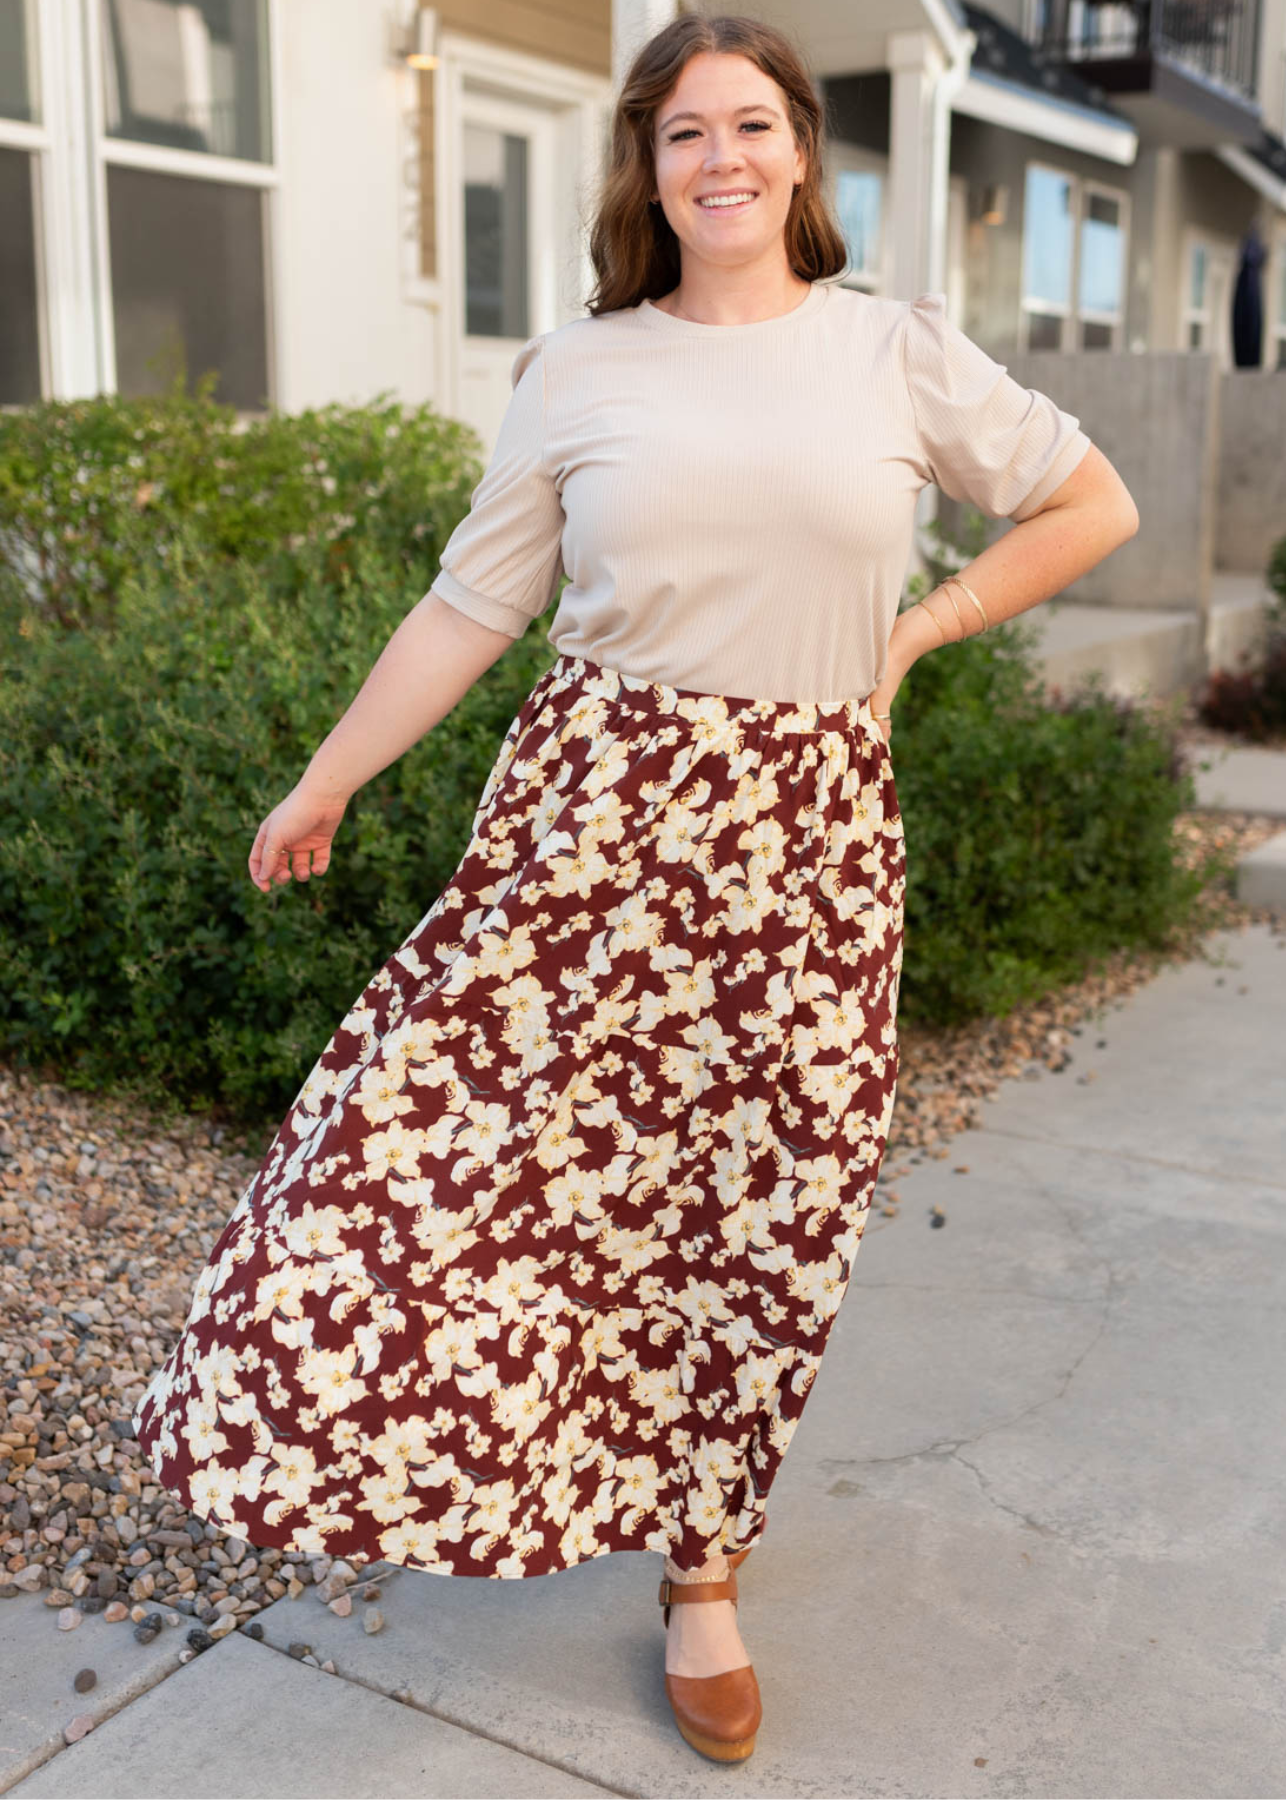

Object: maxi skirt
[133,651,907,1578]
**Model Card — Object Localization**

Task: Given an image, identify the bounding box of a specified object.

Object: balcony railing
[1037,0,1259,101]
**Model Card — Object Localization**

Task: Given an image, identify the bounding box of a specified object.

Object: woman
[134,12,1138,1767]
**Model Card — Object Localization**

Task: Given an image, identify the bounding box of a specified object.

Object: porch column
[613,0,680,89]
[885,27,969,300]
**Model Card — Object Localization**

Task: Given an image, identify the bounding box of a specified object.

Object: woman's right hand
[248,782,350,892]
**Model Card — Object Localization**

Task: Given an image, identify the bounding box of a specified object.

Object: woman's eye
[667,121,770,142]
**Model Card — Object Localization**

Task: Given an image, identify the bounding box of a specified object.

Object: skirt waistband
[547,653,882,739]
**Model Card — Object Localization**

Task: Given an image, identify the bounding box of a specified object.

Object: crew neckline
[637,279,830,336]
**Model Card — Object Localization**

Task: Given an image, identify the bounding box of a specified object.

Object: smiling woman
[645,57,811,324]
[131,6,1134,1778]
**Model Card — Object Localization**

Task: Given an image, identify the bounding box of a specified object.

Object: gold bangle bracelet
[918,597,949,645]
[942,574,990,633]
[939,583,967,638]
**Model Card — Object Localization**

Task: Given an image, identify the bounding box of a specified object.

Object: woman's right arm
[247,593,513,892]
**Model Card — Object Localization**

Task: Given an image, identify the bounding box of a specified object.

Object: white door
[455,89,559,451]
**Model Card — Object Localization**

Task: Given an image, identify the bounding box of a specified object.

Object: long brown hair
[584,12,850,317]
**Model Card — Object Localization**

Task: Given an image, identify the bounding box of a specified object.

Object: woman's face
[651,52,806,275]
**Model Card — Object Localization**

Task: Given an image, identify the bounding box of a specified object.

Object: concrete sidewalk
[5,922,1284,1799]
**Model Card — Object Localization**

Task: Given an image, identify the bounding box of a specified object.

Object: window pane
[101,0,270,162]
[0,145,40,402]
[836,170,881,281]
[1022,167,1073,307]
[0,0,37,123]
[1079,192,1124,315]
[107,164,268,409]
[464,123,529,339]
[1190,244,1206,309]
[1026,310,1064,351]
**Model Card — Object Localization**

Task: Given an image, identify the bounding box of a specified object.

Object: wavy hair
[584,12,850,317]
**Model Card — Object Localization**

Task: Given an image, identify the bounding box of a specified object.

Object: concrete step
[1190,744,1286,817]
[1031,601,1206,700]
[1188,742,1286,913]
[1025,571,1274,702]
[1236,829,1286,913]
[1206,570,1276,674]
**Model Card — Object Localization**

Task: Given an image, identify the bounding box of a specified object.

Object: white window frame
[1181,234,1210,350]
[1075,175,1130,345]
[1180,225,1239,362]
[3,0,282,408]
[1019,157,1130,350]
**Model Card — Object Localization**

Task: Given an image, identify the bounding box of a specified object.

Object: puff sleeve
[427,334,565,638]
[903,292,1091,522]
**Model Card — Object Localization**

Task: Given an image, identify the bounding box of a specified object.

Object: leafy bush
[0,397,1216,1129]
[0,370,483,631]
[891,513,1214,1024]
[0,526,559,1134]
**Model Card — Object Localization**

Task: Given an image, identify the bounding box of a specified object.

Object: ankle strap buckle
[657,1573,737,1608]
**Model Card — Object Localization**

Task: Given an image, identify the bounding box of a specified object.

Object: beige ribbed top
[427,280,1091,703]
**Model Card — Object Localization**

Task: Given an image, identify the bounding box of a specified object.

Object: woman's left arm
[882,443,1140,687]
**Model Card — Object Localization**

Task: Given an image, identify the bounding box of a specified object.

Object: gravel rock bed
[2,794,1281,1647]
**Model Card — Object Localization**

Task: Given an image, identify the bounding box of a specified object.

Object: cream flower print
[132,654,904,1579]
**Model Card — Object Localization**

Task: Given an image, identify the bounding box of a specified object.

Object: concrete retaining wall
[1216,367,1286,574]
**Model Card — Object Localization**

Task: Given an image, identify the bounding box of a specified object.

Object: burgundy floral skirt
[134,651,907,1577]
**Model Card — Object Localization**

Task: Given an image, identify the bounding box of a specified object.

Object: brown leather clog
[659,1546,761,1763]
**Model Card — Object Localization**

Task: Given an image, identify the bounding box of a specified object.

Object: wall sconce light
[977,182,1008,226]
[402,7,438,70]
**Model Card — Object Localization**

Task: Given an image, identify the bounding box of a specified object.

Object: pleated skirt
[133,650,907,1577]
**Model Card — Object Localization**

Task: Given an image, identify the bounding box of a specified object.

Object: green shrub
[0,371,483,631]
[892,514,1216,1024]
[0,528,559,1132]
[0,396,1218,1131]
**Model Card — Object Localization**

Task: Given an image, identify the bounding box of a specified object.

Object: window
[0,0,42,404]
[1183,241,1209,349]
[1078,187,1126,348]
[107,163,269,402]
[463,121,530,339]
[0,0,276,410]
[1020,161,1128,349]
[101,0,269,160]
[99,0,274,407]
[829,145,886,294]
[0,0,36,124]
[836,168,882,290]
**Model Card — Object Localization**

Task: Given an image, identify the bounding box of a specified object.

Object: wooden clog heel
[659,1556,762,1764]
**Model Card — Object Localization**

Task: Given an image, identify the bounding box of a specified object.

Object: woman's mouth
[695,192,758,216]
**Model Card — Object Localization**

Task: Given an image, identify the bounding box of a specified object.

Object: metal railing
[1037,0,1260,99]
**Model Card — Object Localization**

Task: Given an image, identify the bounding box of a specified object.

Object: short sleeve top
[428,281,1091,704]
